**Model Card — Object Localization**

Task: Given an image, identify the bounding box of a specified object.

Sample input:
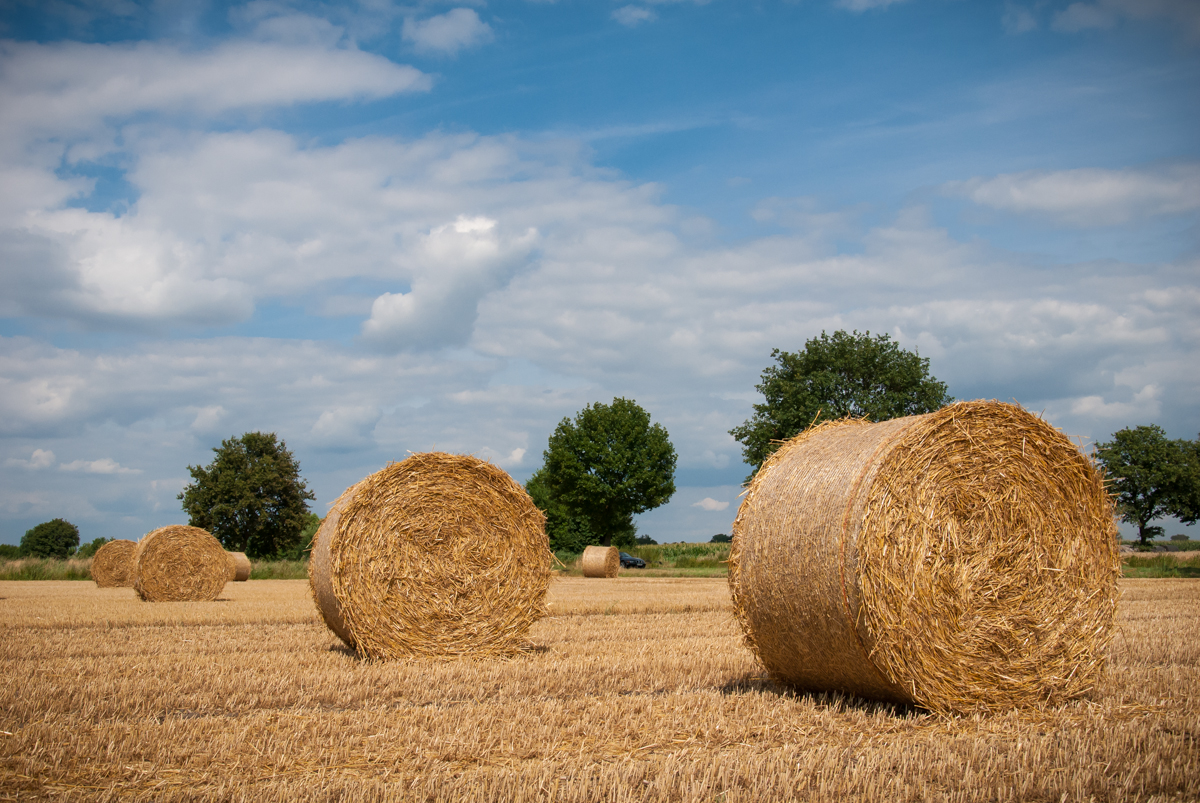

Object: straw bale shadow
[719,675,918,717]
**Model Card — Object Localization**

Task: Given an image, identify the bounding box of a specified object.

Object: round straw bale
[728,400,1120,714]
[226,551,251,581]
[91,539,137,587]
[581,545,620,578]
[133,525,229,602]
[309,453,551,659]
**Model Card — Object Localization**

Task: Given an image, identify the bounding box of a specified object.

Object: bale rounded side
[133,525,229,602]
[309,453,551,659]
[227,551,251,581]
[92,539,137,587]
[728,400,1120,713]
[581,545,620,578]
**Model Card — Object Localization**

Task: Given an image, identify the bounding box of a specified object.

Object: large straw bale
[581,545,620,578]
[226,551,251,581]
[91,539,137,587]
[728,400,1120,714]
[309,453,551,659]
[133,525,229,602]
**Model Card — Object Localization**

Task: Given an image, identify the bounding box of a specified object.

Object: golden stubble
[1,577,1197,802]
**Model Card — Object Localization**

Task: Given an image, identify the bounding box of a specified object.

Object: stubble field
[1,577,1198,802]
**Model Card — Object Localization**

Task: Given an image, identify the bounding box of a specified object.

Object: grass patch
[249,560,309,580]
[1122,553,1200,579]
[0,558,93,581]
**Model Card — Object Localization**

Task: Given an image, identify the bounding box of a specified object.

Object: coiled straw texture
[581,545,620,578]
[133,525,229,602]
[309,453,552,660]
[728,400,1120,714]
[91,539,137,588]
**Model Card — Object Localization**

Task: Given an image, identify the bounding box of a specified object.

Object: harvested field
[1,577,1197,801]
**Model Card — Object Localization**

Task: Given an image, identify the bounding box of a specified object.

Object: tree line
[11,329,1193,558]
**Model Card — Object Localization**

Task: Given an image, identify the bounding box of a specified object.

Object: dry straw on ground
[90,539,137,588]
[226,552,251,582]
[581,545,620,578]
[309,452,552,660]
[729,400,1121,714]
[132,526,229,602]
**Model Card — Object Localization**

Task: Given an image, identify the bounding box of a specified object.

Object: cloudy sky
[2,0,1198,546]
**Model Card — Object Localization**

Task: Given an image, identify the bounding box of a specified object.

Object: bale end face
[226,551,251,582]
[581,545,620,578]
[92,539,138,587]
[133,525,229,602]
[729,400,1121,714]
[310,453,552,660]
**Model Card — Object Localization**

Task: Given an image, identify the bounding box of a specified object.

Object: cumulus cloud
[691,497,729,511]
[834,0,911,11]
[361,215,538,351]
[402,9,494,55]
[5,449,56,470]
[613,6,657,26]
[59,457,141,475]
[943,164,1200,225]
[1003,4,1039,33]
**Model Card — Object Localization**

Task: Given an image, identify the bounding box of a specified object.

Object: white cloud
[691,497,729,511]
[1050,0,1200,38]
[5,449,56,470]
[613,6,657,26]
[0,39,430,139]
[834,0,911,11]
[944,164,1200,225]
[60,457,142,475]
[1003,4,1039,33]
[1069,385,1162,420]
[402,9,494,55]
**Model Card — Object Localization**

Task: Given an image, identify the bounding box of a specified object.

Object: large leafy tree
[20,518,80,558]
[533,398,676,547]
[179,432,315,558]
[729,330,953,479]
[1094,425,1200,544]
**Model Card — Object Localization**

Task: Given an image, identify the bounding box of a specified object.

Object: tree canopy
[530,398,676,548]
[178,432,315,558]
[1094,425,1200,544]
[20,518,80,558]
[729,330,953,479]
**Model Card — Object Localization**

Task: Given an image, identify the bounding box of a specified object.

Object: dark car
[619,551,645,568]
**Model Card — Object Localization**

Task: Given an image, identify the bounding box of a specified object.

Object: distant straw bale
[309,453,551,659]
[91,539,137,587]
[133,526,229,602]
[226,551,251,582]
[728,400,1120,714]
[581,545,619,578]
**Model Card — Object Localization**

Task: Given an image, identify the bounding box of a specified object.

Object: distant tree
[709,533,731,543]
[730,330,953,480]
[75,537,111,559]
[1095,426,1199,544]
[635,535,658,545]
[20,518,80,559]
[179,432,315,559]
[526,469,593,553]
[533,398,677,547]
[278,513,322,561]
[0,544,22,560]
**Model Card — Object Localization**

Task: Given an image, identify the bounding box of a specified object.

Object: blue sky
[1,0,1198,545]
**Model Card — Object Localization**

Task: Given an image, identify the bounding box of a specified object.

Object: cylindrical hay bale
[226,551,251,581]
[309,453,551,659]
[133,525,229,602]
[729,401,1120,714]
[92,539,137,587]
[581,545,620,578]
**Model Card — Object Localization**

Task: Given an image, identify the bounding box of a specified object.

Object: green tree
[526,468,594,553]
[1095,426,1200,544]
[75,537,111,559]
[178,432,315,559]
[729,330,953,479]
[533,398,677,547]
[20,518,80,558]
